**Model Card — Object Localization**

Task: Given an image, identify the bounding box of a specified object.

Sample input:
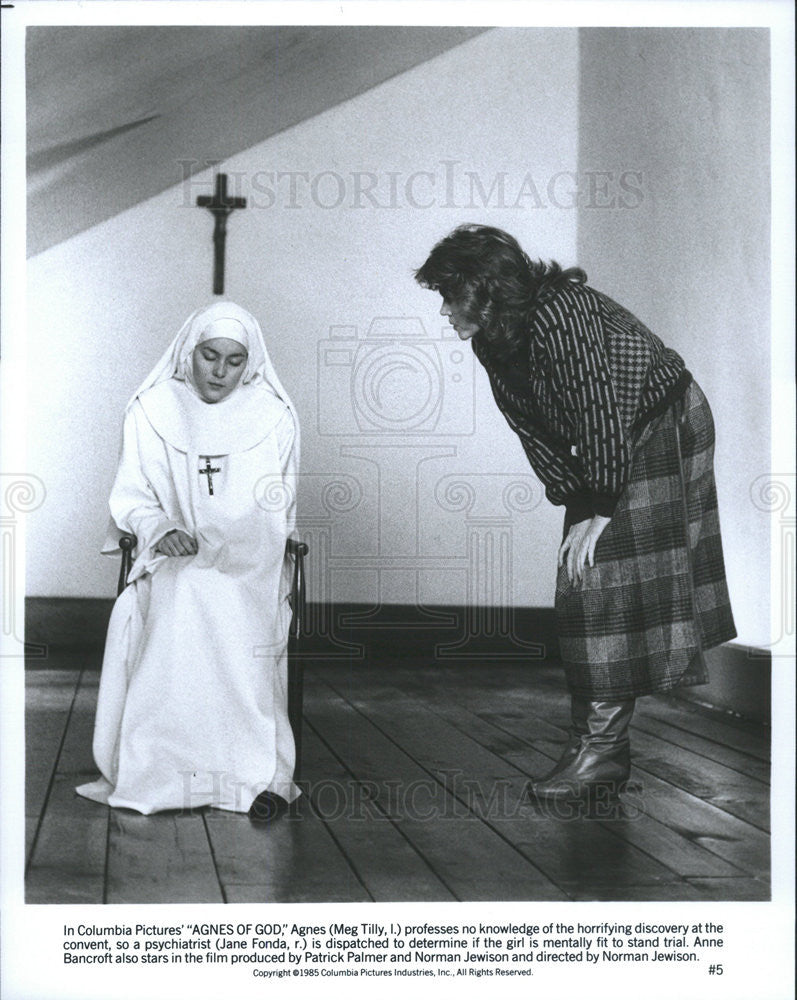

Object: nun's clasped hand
[155,529,198,557]
[558,515,611,586]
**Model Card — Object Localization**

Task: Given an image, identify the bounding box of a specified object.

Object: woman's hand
[558,515,611,586]
[155,529,198,557]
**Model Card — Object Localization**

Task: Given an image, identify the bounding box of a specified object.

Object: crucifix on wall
[196,173,247,295]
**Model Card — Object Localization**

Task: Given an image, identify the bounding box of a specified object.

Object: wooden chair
[117,533,309,781]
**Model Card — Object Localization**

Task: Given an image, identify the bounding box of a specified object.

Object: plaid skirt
[555,379,736,699]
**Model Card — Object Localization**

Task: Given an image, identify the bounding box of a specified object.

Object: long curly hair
[414,224,586,360]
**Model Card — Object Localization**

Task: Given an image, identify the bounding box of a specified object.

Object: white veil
[104,301,300,553]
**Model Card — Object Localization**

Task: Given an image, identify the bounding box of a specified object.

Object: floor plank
[56,671,101,778]
[314,668,721,900]
[513,662,771,760]
[412,665,771,833]
[25,669,81,863]
[486,667,771,781]
[305,680,569,901]
[400,688,750,882]
[106,809,223,904]
[685,876,771,901]
[206,791,371,904]
[427,678,769,883]
[25,774,108,904]
[25,656,772,905]
[459,694,771,839]
[633,694,770,762]
[528,684,769,833]
[301,725,458,901]
[628,729,770,832]
[628,712,770,783]
[606,768,770,881]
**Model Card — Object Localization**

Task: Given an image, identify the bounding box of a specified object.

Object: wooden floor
[25,654,771,903]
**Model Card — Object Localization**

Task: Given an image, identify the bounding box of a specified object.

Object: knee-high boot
[529,698,635,800]
[534,695,590,781]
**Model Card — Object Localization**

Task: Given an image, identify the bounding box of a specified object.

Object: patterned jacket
[471,280,691,522]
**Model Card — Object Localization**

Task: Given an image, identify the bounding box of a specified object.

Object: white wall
[26,28,579,607]
[27,27,771,648]
[578,28,771,647]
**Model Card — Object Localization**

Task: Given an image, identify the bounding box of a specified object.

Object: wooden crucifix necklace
[199,457,221,496]
[196,172,247,295]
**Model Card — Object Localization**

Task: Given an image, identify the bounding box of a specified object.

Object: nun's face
[192,338,248,403]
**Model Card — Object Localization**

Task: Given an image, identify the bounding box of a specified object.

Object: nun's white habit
[77,302,300,814]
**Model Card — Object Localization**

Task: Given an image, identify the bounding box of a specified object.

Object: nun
[77,301,300,817]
